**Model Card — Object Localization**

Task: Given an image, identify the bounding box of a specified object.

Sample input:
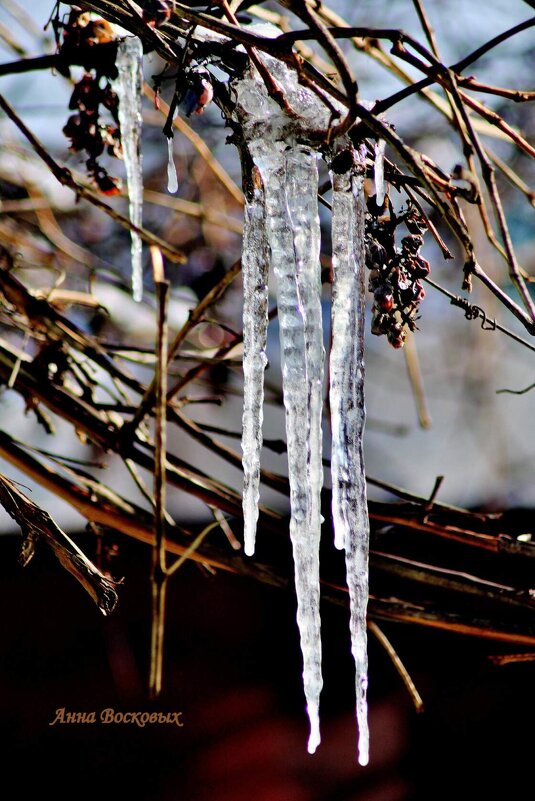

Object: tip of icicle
[306,703,321,754]
[333,535,345,551]
[357,732,370,766]
[243,543,255,557]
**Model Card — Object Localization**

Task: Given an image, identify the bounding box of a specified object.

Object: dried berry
[365,201,428,348]
[143,0,173,28]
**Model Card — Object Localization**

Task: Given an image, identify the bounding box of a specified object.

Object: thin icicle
[374,137,386,207]
[330,147,370,766]
[116,37,144,302]
[167,136,179,193]
[241,174,269,557]
[252,137,324,754]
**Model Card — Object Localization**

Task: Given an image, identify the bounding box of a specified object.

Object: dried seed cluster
[365,200,429,348]
[59,10,122,195]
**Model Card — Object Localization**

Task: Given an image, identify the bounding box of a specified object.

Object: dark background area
[1,530,533,801]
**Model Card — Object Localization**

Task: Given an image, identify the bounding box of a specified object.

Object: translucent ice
[251,135,324,754]
[241,179,269,557]
[234,51,370,763]
[374,137,386,206]
[330,148,370,765]
[116,36,144,302]
[167,136,179,194]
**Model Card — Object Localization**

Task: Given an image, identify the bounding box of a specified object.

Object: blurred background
[0,1,534,798]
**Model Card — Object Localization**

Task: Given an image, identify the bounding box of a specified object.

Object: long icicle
[286,142,325,753]
[252,136,324,753]
[241,169,269,557]
[116,37,144,302]
[330,145,370,766]
[233,43,340,756]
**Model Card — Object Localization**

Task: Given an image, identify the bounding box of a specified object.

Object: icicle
[233,51,331,754]
[241,172,269,557]
[330,147,370,766]
[115,37,144,302]
[251,136,324,754]
[374,137,386,207]
[166,136,179,194]
[233,46,372,761]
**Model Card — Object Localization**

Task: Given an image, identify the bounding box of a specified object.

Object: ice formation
[234,52,371,764]
[241,177,269,558]
[115,37,144,302]
[330,152,370,765]
[374,137,386,207]
[167,136,179,194]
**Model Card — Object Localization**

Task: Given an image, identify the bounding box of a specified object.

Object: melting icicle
[234,47,329,745]
[116,37,144,302]
[374,137,386,207]
[330,147,371,766]
[252,136,324,754]
[233,45,370,762]
[241,173,269,557]
[167,136,179,194]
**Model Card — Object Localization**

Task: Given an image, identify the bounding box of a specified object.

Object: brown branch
[2,427,535,644]
[0,93,186,264]
[0,53,58,76]
[374,17,535,113]
[122,257,242,439]
[369,621,425,712]
[0,472,119,615]
[149,246,169,699]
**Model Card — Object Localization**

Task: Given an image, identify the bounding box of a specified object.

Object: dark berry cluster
[142,1,173,28]
[59,11,122,195]
[365,201,429,348]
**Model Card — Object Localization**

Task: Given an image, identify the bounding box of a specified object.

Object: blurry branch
[121,257,242,438]
[0,472,118,615]
[23,184,97,269]
[0,19,27,57]
[149,246,169,698]
[488,652,535,665]
[143,189,243,234]
[2,0,45,41]
[0,93,186,264]
[1,425,535,645]
[487,150,535,208]
[403,333,432,429]
[0,54,57,76]
[0,248,146,393]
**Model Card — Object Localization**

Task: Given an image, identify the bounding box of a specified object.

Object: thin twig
[369,621,425,713]
[122,258,242,439]
[149,246,169,699]
[424,275,535,351]
[403,332,432,429]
